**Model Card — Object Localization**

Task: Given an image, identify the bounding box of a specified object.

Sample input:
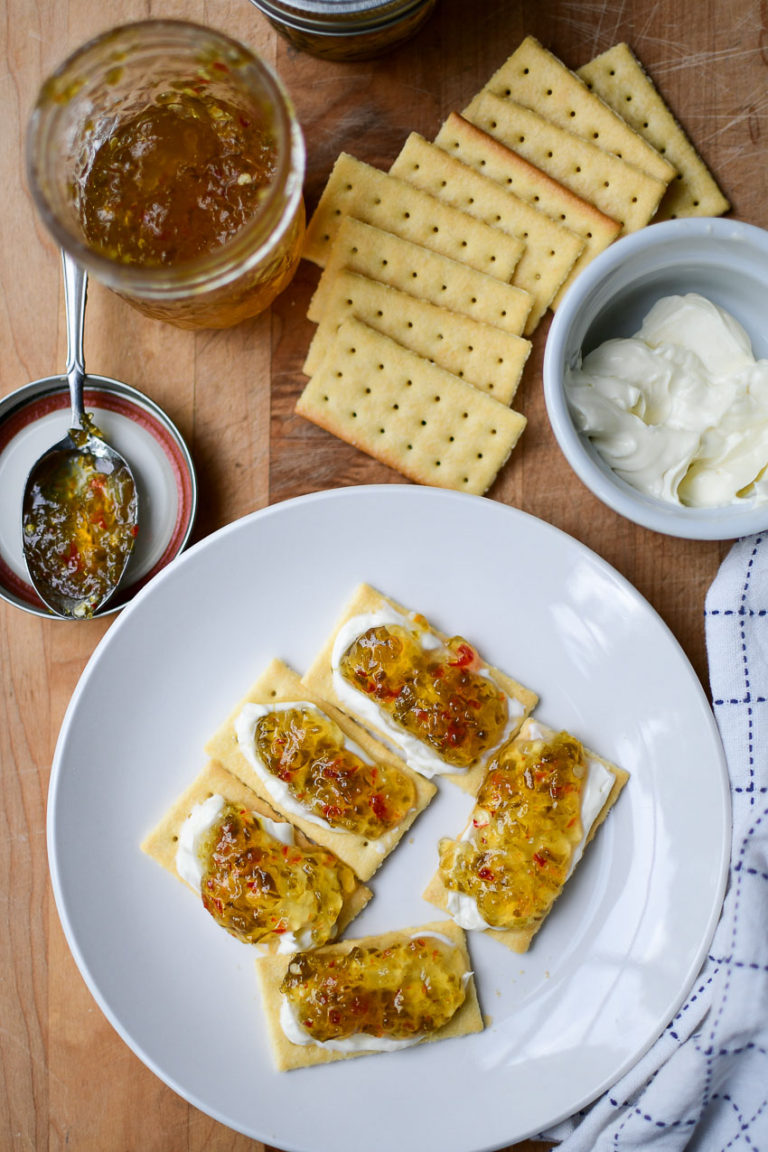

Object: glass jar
[248,0,438,61]
[27,20,306,329]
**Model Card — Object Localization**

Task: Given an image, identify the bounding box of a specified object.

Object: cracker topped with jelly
[205,658,435,881]
[255,918,482,1070]
[141,761,372,953]
[303,584,538,792]
[423,717,628,951]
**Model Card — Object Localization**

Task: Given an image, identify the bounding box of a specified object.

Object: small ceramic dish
[543,217,768,540]
[0,374,197,618]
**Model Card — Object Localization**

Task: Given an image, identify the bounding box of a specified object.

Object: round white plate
[48,485,730,1151]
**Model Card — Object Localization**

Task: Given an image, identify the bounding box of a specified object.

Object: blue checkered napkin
[545,533,768,1151]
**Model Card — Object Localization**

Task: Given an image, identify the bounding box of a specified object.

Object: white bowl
[543,217,768,540]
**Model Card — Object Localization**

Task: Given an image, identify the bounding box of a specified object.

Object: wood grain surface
[1,0,763,1148]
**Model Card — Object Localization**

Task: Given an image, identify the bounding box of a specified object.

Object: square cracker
[390,132,584,334]
[463,89,668,234]
[295,317,527,497]
[302,582,538,794]
[308,216,532,336]
[303,153,525,282]
[303,269,531,407]
[423,717,630,952]
[204,658,435,882]
[483,36,676,185]
[255,918,483,1070]
[434,112,621,306]
[577,42,730,221]
[140,760,372,949]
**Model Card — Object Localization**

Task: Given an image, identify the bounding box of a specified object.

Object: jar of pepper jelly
[247,0,438,61]
[26,20,306,329]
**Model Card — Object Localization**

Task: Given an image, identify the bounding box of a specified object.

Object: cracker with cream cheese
[423,717,629,952]
[205,658,435,882]
[302,583,538,794]
[255,918,482,1070]
[141,760,372,951]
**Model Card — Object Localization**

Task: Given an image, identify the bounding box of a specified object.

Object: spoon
[21,251,138,619]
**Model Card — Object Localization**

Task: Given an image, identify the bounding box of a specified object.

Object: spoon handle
[62,249,88,430]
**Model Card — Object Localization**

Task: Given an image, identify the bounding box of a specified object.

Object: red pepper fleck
[448,642,475,668]
[369,793,388,820]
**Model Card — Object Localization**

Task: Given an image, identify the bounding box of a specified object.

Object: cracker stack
[296,35,729,494]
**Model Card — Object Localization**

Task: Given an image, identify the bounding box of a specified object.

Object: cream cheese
[279,931,462,1052]
[176,793,226,893]
[330,607,524,777]
[445,720,615,932]
[174,794,317,954]
[566,293,768,507]
[234,699,376,836]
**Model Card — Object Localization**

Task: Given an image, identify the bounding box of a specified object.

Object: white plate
[47,485,730,1151]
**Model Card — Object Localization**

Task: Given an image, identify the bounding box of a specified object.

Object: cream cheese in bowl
[543,217,768,539]
[566,293,768,508]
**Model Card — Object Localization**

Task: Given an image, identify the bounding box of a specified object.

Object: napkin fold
[546,533,768,1151]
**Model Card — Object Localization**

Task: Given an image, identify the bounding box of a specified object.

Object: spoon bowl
[22,252,138,618]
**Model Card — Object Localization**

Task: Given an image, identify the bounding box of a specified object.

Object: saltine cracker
[302,582,538,794]
[141,760,372,947]
[483,36,676,184]
[304,270,531,406]
[303,153,525,282]
[308,216,533,336]
[463,89,668,233]
[255,919,483,1070]
[390,131,584,332]
[296,318,527,497]
[204,658,435,882]
[578,42,730,220]
[423,718,629,952]
[434,112,622,305]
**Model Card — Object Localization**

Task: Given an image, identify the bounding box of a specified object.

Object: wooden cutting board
[0,0,763,1148]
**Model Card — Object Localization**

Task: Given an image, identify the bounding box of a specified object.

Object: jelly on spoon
[21,252,138,619]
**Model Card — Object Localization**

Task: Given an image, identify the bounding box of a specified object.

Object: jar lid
[250,0,429,34]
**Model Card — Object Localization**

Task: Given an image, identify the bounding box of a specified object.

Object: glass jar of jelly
[248,0,438,61]
[27,20,306,329]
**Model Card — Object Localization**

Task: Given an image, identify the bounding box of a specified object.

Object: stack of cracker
[296,36,729,495]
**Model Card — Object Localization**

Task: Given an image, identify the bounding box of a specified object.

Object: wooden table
[1,0,761,1147]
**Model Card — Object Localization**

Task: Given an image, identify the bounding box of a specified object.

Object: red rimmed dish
[0,374,197,618]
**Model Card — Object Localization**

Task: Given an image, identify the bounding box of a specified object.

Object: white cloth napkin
[545,533,768,1151]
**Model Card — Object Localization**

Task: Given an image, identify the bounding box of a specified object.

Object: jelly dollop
[338,623,508,769]
[199,802,357,947]
[438,731,585,929]
[251,704,417,838]
[280,934,466,1042]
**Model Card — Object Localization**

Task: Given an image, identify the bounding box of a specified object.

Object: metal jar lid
[249,0,432,34]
